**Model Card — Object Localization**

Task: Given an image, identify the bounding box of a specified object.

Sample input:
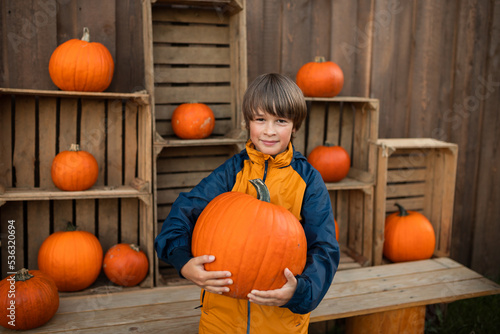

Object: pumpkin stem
[249,179,271,203]
[81,27,90,42]
[69,143,80,152]
[15,268,34,282]
[66,221,78,231]
[130,244,140,252]
[314,56,326,63]
[395,203,409,217]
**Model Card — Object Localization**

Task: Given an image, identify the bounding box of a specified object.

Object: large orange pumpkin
[38,222,103,291]
[103,243,149,287]
[383,203,436,262]
[296,56,344,97]
[51,144,98,191]
[0,269,59,330]
[49,27,114,92]
[192,179,307,299]
[308,144,351,182]
[171,103,215,139]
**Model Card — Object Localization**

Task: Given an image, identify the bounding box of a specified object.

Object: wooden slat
[154,86,231,104]
[155,67,231,84]
[76,199,96,234]
[306,102,326,156]
[13,97,36,187]
[152,6,230,25]
[157,171,210,189]
[98,198,119,253]
[80,99,106,187]
[386,182,425,198]
[339,103,354,158]
[154,46,230,65]
[0,95,12,187]
[38,98,57,189]
[107,100,123,186]
[387,168,426,183]
[157,156,228,173]
[153,24,229,44]
[58,98,78,152]
[325,103,341,145]
[27,201,50,269]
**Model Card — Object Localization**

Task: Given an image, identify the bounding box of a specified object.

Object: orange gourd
[0,269,59,330]
[296,56,344,97]
[308,144,351,182]
[192,179,307,299]
[49,27,114,92]
[103,244,149,287]
[171,103,215,139]
[383,203,436,262]
[51,144,98,191]
[38,222,103,292]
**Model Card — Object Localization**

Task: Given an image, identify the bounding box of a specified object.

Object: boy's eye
[277,119,289,124]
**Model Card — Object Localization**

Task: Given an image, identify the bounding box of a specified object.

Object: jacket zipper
[263,160,268,182]
[247,300,251,334]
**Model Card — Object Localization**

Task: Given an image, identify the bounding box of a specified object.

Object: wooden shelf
[154,130,248,149]
[325,177,372,191]
[0,186,151,206]
[0,88,150,105]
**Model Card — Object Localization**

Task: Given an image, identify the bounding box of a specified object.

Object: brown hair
[242,73,307,132]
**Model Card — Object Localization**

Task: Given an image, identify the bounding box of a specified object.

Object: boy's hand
[180,255,232,294]
[247,268,297,306]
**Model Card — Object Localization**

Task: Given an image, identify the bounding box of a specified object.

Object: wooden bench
[3,258,499,333]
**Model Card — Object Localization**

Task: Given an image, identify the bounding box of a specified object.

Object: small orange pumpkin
[171,103,215,139]
[38,222,103,292]
[296,56,344,97]
[51,144,98,191]
[192,179,307,299]
[383,203,436,262]
[0,269,59,330]
[49,27,114,92]
[103,244,149,287]
[308,144,351,182]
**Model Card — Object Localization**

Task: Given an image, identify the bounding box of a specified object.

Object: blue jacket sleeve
[154,155,241,276]
[282,166,340,314]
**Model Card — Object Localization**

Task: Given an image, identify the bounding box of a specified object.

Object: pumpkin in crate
[383,203,436,262]
[0,269,59,330]
[51,144,98,191]
[192,179,307,299]
[171,103,215,139]
[296,56,344,97]
[103,243,149,287]
[38,222,103,292]
[49,27,114,92]
[308,144,351,182]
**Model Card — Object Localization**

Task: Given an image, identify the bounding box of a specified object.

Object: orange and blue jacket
[155,140,340,333]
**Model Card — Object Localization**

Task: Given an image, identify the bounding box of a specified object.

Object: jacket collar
[245,140,293,167]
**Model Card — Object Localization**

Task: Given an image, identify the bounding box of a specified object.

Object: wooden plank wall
[1,0,499,280]
[247,0,500,280]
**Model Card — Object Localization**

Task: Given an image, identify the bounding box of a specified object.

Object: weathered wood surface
[1,258,497,333]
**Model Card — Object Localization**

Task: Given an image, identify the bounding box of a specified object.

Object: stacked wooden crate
[0,88,154,288]
[373,138,458,265]
[143,0,248,285]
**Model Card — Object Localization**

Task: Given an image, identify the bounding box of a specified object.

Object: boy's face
[249,109,294,156]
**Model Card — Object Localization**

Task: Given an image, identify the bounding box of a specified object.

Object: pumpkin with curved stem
[192,179,307,299]
[38,222,103,292]
[103,243,149,287]
[383,203,436,262]
[171,103,215,139]
[308,144,351,182]
[296,56,344,97]
[49,27,114,92]
[0,269,59,330]
[51,144,98,191]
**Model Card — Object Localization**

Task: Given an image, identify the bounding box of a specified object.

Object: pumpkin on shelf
[38,222,103,292]
[192,179,307,299]
[49,27,114,92]
[51,144,98,191]
[383,203,436,263]
[0,269,59,330]
[171,102,215,139]
[308,143,351,183]
[296,56,344,97]
[103,243,149,287]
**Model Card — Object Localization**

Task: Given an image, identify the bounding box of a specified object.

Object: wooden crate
[297,97,380,265]
[373,138,459,265]
[143,0,248,285]
[0,88,154,289]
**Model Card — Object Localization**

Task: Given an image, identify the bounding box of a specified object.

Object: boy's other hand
[180,255,232,294]
[247,268,297,306]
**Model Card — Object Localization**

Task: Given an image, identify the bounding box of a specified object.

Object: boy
[154,73,340,333]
